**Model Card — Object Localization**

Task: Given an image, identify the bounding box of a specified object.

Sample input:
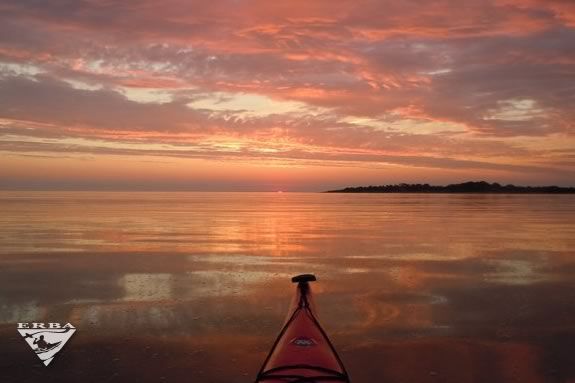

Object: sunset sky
[1,0,574,191]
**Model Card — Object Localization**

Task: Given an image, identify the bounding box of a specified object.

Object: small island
[326,181,575,194]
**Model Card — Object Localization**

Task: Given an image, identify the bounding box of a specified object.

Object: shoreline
[325,181,575,194]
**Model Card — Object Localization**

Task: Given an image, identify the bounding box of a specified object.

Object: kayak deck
[256,274,350,382]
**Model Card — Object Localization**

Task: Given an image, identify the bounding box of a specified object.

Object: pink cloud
[0,0,574,187]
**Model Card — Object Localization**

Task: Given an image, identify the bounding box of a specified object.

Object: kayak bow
[255,274,350,382]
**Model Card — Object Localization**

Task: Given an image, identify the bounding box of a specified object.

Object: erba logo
[17,323,76,366]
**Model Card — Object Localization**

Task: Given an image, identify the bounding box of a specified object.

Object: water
[0,192,574,382]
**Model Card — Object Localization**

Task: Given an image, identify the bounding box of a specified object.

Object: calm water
[0,192,574,382]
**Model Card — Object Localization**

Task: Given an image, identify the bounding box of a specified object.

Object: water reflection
[0,192,574,382]
[121,273,174,302]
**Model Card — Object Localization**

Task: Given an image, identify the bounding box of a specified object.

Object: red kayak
[255,274,350,382]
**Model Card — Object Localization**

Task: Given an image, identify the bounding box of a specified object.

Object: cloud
[0,0,574,187]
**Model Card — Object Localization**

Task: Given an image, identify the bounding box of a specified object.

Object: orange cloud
[0,0,574,189]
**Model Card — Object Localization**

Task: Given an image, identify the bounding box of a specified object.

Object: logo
[290,336,317,347]
[17,323,76,366]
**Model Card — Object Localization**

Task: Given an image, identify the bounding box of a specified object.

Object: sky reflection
[0,192,574,382]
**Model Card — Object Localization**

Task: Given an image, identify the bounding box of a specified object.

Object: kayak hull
[255,274,350,382]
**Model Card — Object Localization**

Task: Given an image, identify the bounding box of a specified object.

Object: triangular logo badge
[17,325,76,366]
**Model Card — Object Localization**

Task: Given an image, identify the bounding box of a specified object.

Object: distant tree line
[326,181,575,193]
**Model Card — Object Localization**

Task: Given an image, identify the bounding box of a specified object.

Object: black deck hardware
[291,274,317,283]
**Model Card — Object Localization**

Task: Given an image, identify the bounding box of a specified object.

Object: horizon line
[2,180,575,193]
